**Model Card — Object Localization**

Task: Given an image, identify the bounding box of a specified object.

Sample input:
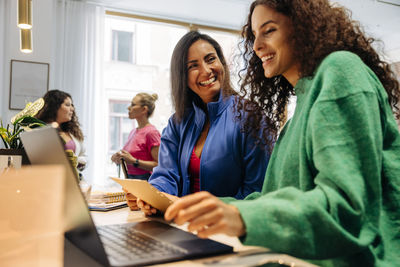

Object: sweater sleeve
[148,117,181,195]
[229,53,385,260]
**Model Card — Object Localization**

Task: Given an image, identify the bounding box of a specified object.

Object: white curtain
[53,0,106,184]
[0,0,8,133]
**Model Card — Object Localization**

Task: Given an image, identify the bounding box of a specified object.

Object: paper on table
[111,177,173,213]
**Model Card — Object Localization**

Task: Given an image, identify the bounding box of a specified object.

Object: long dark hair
[36,89,84,141]
[170,31,236,122]
[236,0,400,152]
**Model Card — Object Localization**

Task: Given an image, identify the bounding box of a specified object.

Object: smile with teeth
[261,54,274,62]
[199,76,217,86]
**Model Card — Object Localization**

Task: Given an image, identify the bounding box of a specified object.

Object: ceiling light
[17,0,32,29]
[20,29,32,53]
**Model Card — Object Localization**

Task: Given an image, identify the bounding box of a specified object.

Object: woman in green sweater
[164,0,400,266]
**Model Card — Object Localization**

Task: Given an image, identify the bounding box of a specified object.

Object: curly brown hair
[35,89,84,141]
[236,0,400,152]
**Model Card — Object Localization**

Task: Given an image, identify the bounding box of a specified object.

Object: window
[104,16,188,178]
[107,100,134,176]
[111,30,134,63]
[100,14,241,180]
[109,100,133,153]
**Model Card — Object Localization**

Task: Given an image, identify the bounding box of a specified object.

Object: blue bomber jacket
[149,93,270,199]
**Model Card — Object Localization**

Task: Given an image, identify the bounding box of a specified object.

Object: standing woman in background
[36,89,87,172]
[111,93,160,180]
[164,0,400,266]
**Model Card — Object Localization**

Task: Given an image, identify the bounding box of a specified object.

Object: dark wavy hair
[170,31,236,122]
[236,0,400,152]
[35,89,84,141]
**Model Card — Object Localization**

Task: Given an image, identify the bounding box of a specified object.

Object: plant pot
[0,148,31,165]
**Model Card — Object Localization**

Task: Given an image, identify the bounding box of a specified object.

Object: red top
[123,124,161,175]
[188,147,200,193]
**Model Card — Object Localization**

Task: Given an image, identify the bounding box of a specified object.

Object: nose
[200,62,212,75]
[253,34,263,53]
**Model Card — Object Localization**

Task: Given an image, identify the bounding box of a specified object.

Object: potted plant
[0,98,46,165]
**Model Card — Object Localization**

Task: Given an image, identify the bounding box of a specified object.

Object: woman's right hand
[111,152,122,164]
[123,188,139,211]
[137,193,179,216]
[137,198,158,215]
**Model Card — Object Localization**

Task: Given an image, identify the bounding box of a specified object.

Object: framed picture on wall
[9,60,49,110]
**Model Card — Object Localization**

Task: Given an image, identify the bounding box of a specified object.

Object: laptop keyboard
[97,223,187,262]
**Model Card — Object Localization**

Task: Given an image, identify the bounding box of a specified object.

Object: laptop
[20,127,233,266]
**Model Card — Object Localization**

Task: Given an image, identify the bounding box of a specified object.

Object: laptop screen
[21,126,109,265]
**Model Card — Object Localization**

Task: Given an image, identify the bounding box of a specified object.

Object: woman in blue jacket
[128,31,270,212]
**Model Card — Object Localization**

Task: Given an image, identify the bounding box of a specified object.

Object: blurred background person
[36,89,87,175]
[111,93,160,180]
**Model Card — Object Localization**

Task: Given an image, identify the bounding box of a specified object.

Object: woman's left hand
[164,191,246,238]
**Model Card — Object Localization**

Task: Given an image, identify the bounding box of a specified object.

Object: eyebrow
[253,20,276,32]
[187,59,197,65]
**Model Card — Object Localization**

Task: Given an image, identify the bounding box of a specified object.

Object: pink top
[123,124,161,175]
[64,139,76,152]
[188,147,200,193]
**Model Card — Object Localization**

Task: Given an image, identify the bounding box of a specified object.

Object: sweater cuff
[228,199,260,245]
[219,196,237,204]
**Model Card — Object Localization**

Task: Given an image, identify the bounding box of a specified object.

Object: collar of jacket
[191,91,232,129]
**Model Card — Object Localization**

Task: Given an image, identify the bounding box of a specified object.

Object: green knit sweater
[224,51,400,266]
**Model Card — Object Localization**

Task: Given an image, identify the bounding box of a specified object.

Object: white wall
[1,0,400,126]
[89,0,252,31]
[1,0,55,126]
[92,0,400,60]
[333,0,400,62]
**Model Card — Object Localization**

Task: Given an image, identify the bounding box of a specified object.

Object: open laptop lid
[21,127,233,267]
[21,126,109,266]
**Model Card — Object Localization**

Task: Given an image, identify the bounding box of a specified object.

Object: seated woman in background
[36,89,87,172]
[163,0,400,266]
[130,31,270,213]
[111,93,160,180]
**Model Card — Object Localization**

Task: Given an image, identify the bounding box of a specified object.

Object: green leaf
[0,132,10,149]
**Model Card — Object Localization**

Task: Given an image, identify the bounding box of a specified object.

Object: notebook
[20,126,233,266]
[88,190,127,211]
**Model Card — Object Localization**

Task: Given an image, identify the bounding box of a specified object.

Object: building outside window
[99,14,241,182]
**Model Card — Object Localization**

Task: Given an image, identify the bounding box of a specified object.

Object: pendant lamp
[20,29,32,53]
[17,0,32,29]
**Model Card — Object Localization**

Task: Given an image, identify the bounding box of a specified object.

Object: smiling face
[56,97,74,124]
[128,96,147,119]
[187,39,224,103]
[251,5,300,86]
